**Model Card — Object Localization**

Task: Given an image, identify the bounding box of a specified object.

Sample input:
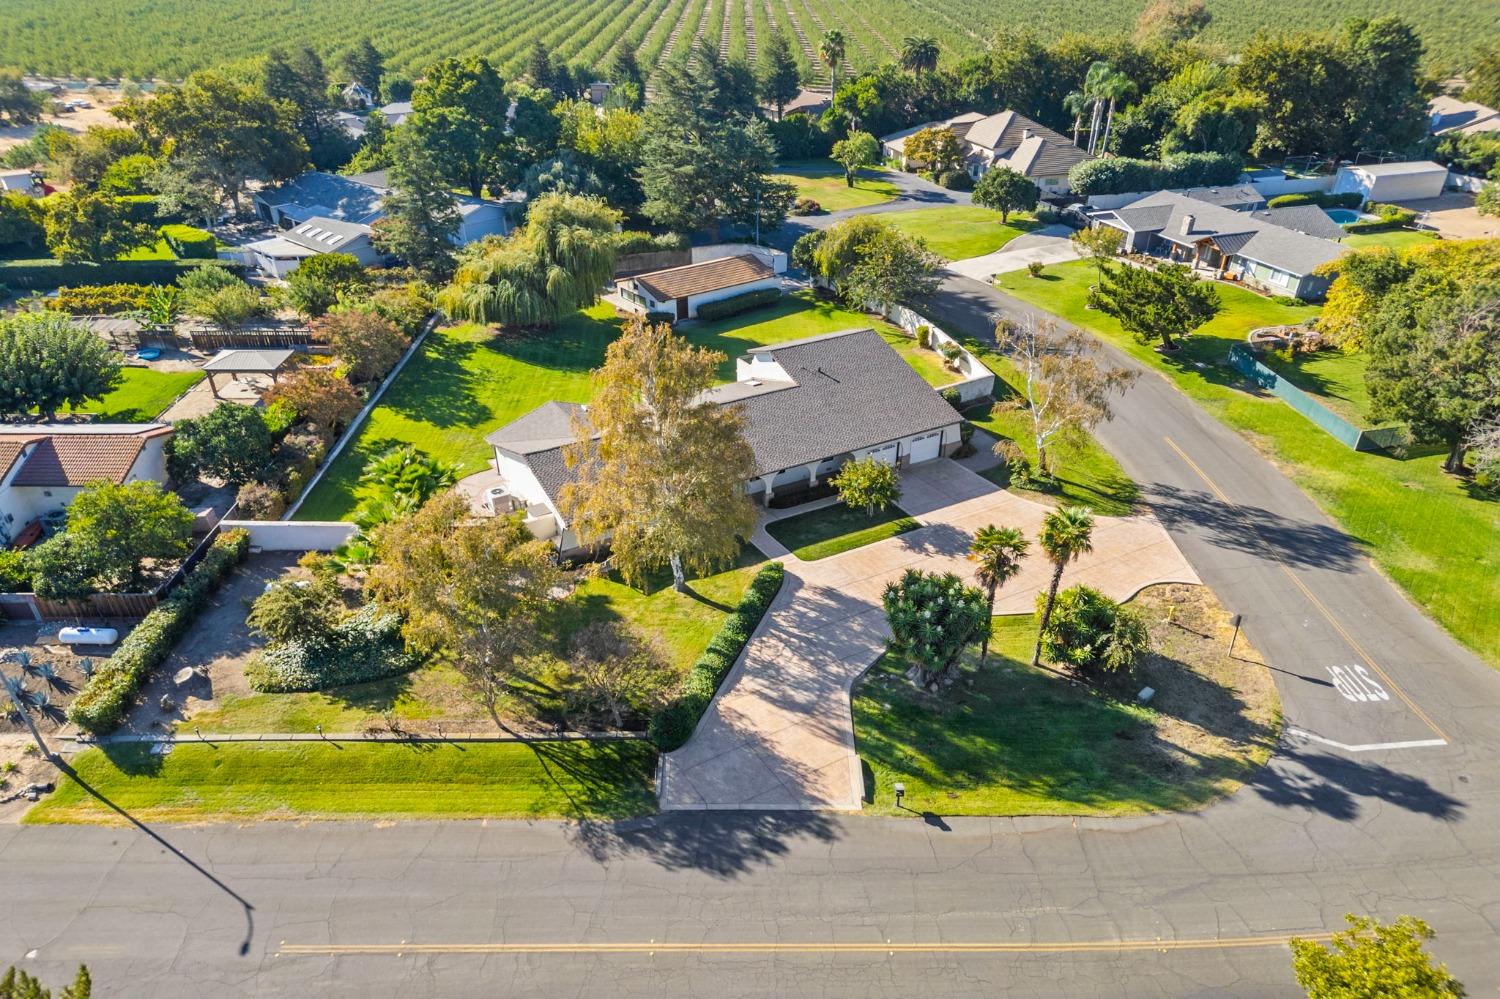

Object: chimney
[1021,128,1032,140]
[1181,213,1195,236]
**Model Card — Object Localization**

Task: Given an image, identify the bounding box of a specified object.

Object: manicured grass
[62,367,203,421]
[774,159,901,212]
[854,589,1279,817]
[298,293,945,520]
[28,740,658,824]
[995,258,1500,669]
[883,206,1040,260]
[117,238,176,261]
[1341,229,1439,251]
[766,502,918,560]
[1258,346,1377,427]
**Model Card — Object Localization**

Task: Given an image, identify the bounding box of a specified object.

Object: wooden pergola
[201,349,294,398]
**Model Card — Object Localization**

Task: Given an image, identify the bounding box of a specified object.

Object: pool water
[1324,208,1362,224]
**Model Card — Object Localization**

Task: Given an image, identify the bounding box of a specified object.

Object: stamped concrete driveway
[658,460,1198,811]
[942,224,1081,283]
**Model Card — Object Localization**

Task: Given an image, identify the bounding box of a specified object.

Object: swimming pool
[1324,208,1362,224]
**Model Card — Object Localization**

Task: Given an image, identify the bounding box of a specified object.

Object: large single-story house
[881,109,1091,192]
[617,254,781,321]
[0,424,173,548]
[1090,190,1348,299]
[483,328,963,556]
[1428,95,1500,136]
[243,216,381,278]
[1332,161,1449,205]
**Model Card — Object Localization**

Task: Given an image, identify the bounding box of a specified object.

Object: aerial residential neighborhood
[0,6,1496,998]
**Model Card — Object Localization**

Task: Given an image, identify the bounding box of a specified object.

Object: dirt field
[0,90,127,156]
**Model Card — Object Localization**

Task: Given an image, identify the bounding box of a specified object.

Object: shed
[201,349,294,397]
[1333,161,1448,205]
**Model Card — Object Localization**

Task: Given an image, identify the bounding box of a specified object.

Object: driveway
[658,460,1198,811]
[1394,192,1500,240]
[942,224,1081,281]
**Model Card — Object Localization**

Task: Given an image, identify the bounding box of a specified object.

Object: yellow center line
[1161,436,1448,743]
[279,932,1335,957]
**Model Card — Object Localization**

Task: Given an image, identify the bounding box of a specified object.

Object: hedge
[0,258,240,290]
[1067,152,1243,196]
[1265,192,1363,209]
[613,230,689,255]
[46,283,154,314]
[648,561,784,750]
[694,287,782,322]
[1344,202,1418,234]
[160,223,216,259]
[66,529,250,734]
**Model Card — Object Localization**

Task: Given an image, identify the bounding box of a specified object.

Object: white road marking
[1287,727,1447,752]
[1326,664,1389,703]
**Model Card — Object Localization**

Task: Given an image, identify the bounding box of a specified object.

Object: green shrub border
[648,561,785,751]
[1265,191,1363,210]
[160,223,217,259]
[66,529,250,735]
[694,286,782,322]
[0,258,241,290]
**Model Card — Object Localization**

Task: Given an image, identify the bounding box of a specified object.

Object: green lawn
[854,611,1275,817]
[1258,346,1377,427]
[774,159,901,212]
[883,206,1041,260]
[298,293,946,520]
[62,367,203,421]
[1341,229,1440,251]
[766,502,918,560]
[28,740,657,824]
[995,259,1500,669]
[117,238,176,261]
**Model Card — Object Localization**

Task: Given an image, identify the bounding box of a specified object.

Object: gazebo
[201,349,294,398]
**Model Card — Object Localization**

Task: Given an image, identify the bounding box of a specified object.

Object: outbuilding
[1333,161,1449,205]
[617,254,781,321]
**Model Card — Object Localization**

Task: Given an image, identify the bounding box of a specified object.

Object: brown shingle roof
[634,255,773,302]
[1,426,171,487]
[0,436,41,482]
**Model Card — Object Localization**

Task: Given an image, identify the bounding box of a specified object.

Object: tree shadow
[1132,651,1276,748]
[1248,747,1464,822]
[566,809,845,879]
[1141,481,1365,572]
[377,330,489,429]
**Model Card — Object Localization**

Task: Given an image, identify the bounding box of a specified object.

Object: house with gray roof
[881,109,1091,194]
[482,329,963,556]
[1089,190,1350,300]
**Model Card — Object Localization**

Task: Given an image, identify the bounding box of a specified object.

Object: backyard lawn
[28,739,658,823]
[995,258,1500,669]
[774,159,901,212]
[854,585,1280,816]
[766,503,918,560]
[1341,229,1440,251]
[297,293,948,520]
[1258,346,1377,427]
[883,206,1040,260]
[62,367,203,421]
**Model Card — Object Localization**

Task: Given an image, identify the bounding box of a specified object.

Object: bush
[168,403,274,488]
[767,112,833,159]
[612,230,689,255]
[937,169,974,191]
[1026,260,1045,278]
[1036,584,1150,681]
[1068,152,1242,196]
[67,529,249,733]
[645,310,674,325]
[648,561,784,750]
[1266,192,1363,209]
[0,259,240,290]
[247,574,343,643]
[315,309,407,383]
[244,603,419,692]
[264,367,364,435]
[115,194,164,225]
[793,197,823,215]
[0,549,29,592]
[1344,202,1419,234]
[234,481,286,520]
[159,223,216,259]
[361,281,434,337]
[46,282,153,314]
[694,287,782,321]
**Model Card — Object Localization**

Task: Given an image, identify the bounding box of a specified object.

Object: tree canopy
[1088,260,1221,351]
[972,166,1038,222]
[0,312,120,420]
[1291,915,1463,999]
[795,216,941,311]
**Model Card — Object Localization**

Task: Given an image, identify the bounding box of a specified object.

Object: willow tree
[436,192,619,328]
[560,316,757,592]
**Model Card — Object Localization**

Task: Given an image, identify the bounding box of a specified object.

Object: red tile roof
[0,426,172,487]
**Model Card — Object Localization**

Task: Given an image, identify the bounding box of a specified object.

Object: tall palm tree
[1033,506,1095,667]
[1063,89,1091,147]
[899,36,939,77]
[819,29,846,93]
[1097,68,1136,155]
[1082,61,1115,156]
[968,525,1030,664]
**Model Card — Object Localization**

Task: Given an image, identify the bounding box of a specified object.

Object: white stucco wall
[219,520,359,551]
[493,449,561,517]
[684,276,782,317]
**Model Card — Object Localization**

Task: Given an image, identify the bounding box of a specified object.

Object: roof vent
[1022,128,1032,140]
[1181,213,1195,235]
[747,379,762,387]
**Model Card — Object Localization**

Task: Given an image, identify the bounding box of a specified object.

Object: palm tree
[1082,61,1114,156]
[899,37,939,77]
[1033,506,1095,667]
[819,29,846,93]
[1063,89,1091,147]
[1097,68,1136,155]
[968,525,1030,664]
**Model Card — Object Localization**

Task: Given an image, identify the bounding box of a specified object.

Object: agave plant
[77,657,95,678]
[2,673,29,706]
[10,651,35,675]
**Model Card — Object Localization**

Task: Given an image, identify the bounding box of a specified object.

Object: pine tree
[371,133,461,279]
[757,32,802,119]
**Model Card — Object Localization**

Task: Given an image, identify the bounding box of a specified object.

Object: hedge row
[0,258,240,289]
[695,287,782,322]
[1266,191,1363,209]
[160,223,216,259]
[1344,202,1418,234]
[1067,152,1242,196]
[46,282,154,314]
[614,230,689,255]
[648,562,785,750]
[66,529,250,734]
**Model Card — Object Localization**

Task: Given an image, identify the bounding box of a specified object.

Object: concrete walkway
[942,224,1080,282]
[658,460,1198,811]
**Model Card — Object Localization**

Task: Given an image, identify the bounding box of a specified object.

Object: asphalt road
[5,243,1500,998]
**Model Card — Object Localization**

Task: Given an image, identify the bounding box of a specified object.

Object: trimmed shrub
[937,169,974,191]
[1068,152,1242,196]
[613,230,689,255]
[694,287,782,321]
[648,562,784,750]
[160,223,216,259]
[793,197,823,215]
[244,603,419,693]
[67,529,249,734]
[1266,192,1363,210]
[1344,202,1418,234]
[0,258,240,290]
[46,282,153,314]
[645,310,674,325]
[234,481,286,520]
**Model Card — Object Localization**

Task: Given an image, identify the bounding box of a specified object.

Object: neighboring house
[1090,190,1348,299]
[253,172,385,227]
[0,169,41,197]
[242,216,380,278]
[484,328,963,556]
[332,110,367,141]
[1172,185,1266,211]
[0,424,173,548]
[379,100,414,127]
[341,82,376,110]
[617,254,781,321]
[1333,161,1450,204]
[586,81,613,106]
[1428,95,1500,136]
[881,109,1090,192]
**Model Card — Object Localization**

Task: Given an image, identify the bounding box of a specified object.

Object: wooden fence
[615,250,692,277]
[186,327,319,351]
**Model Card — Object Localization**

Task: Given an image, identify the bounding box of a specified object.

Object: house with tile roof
[0,424,173,548]
[1088,190,1350,300]
[880,110,1092,193]
[616,254,781,321]
[482,329,962,556]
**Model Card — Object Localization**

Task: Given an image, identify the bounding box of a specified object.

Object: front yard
[773,159,901,212]
[883,206,1041,260]
[28,739,658,824]
[297,293,951,521]
[766,502,918,560]
[854,584,1280,816]
[995,258,1500,669]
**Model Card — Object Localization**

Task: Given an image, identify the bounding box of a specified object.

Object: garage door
[866,443,898,466]
[1370,170,1446,204]
[907,432,942,464]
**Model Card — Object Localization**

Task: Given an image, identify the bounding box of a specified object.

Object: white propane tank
[58,626,118,646]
